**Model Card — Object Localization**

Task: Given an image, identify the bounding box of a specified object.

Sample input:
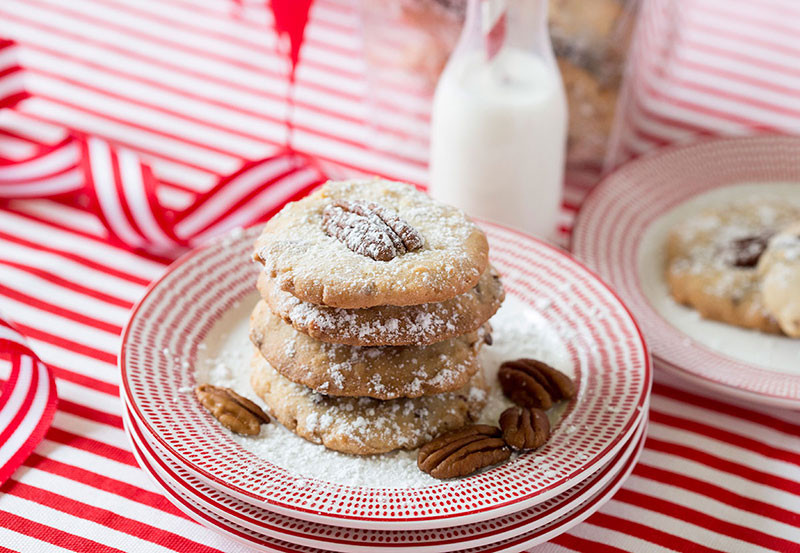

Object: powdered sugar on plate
[196,293,571,488]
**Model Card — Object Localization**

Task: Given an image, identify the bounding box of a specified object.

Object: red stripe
[551,533,631,553]
[646,438,800,495]
[108,147,148,245]
[23,453,177,511]
[588,512,723,553]
[0,357,38,447]
[0,259,134,309]
[50,365,119,397]
[13,324,115,365]
[654,382,800,437]
[614,488,800,551]
[0,3,365,105]
[56,399,123,430]
[44,427,136,466]
[1,201,174,266]
[0,230,151,286]
[649,409,800,466]
[634,462,800,526]
[0,510,124,553]
[3,482,226,553]
[0,283,123,335]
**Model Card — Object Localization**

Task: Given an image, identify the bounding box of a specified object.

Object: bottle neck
[459,0,552,61]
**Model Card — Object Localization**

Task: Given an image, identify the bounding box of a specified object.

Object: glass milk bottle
[429,0,567,240]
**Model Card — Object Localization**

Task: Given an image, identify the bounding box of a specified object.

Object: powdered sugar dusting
[196,294,570,488]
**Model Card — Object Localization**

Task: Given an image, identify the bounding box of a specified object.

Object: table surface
[1,0,799,552]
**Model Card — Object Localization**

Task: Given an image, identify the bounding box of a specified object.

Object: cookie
[249,349,488,455]
[666,197,800,333]
[252,178,489,309]
[758,223,800,337]
[257,266,504,347]
[249,301,489,399]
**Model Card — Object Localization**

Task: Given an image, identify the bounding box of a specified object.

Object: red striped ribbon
[0,38,328,254]
[0,317,58,486]
[0,37,327,481]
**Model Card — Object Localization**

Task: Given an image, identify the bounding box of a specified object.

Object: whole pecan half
[499,406,551,451]
[322,200,423,261]
[498,358,575,409]
[417,424,510,479]
[195,384,270,436]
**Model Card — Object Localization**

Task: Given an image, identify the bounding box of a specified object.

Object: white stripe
[35,438,154,487]
[653,395,800,452]
[55,380,120,416]
[0,528,75,553]
[0,359,49,468]
[0,239,147,303]
[567,521,689,553]
[28,340,118,385]
[0,45,21,70]
[642,448,800,513]
[0,355,33,430]
[0,142,80,181]
[626,474,800,542]
[0,179,164,281]
[0,324,25,344]
[649,421,800,483]
[0,71,25,102]
[190,166,321,243]
[50,412,129,450]
[0,264,130,324]
[118,148,176,247]
[0,296,120,354]
[0,494,222,553]
[176,155,294,236]
[601,499,778,553]
[88,137,148,248]
[8,199,107,236]
[0,168,83,197]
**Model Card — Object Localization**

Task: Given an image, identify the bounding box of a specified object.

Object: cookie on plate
[665,197,800,333]
[758,222,800,338]
[249,301,490,399]
[249,349,488,455]
[257,265,504,347]
[252,178,489,309]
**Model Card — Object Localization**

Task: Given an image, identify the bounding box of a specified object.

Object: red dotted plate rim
[571,135,800,405]
[120,219,652,527]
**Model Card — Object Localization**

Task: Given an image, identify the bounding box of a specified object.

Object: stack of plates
[120,222,652,553]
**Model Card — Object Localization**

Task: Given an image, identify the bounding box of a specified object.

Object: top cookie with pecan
[253,179,489,309]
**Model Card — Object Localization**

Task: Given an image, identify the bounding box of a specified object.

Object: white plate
[572,135,800,407]
[120,222,651,528]
[124,402,647,553]
[124,400,646,553]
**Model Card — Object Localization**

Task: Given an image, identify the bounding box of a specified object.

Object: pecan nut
[417,424,510,479]
[499,406,551,451]
[498,358,575,409]
[729,233,772,268]
[322,200,423,261]
[195,384,270,435]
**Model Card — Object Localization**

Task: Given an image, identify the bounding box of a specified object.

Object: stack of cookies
[248,178,505,455]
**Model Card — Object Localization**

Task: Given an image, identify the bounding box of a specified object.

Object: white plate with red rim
[120,221,651,529]
[572,135,800,408]
[124,402,647,553]
[123,399,647,553]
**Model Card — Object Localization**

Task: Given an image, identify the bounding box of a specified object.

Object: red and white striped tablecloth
[1,0,800,551]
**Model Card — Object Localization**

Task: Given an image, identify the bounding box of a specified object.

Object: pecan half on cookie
[418,424,510,479]
[195,384,270,436]
[322,200,423,261]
